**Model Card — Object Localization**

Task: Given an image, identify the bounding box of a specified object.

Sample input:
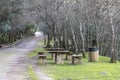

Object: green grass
[29,41,120,80]
[28,66,38,80]
[39,56,120,80]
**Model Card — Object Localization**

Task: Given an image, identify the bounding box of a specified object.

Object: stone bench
[38,55,46,64]
[38,52,46,64]
[72,55,82,65]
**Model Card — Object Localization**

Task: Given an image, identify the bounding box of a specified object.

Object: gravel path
[0,37,52,80]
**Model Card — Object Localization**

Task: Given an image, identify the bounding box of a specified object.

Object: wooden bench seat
[46,48,64,51]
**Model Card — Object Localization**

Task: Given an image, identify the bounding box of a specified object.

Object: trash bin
[88,48,99,62]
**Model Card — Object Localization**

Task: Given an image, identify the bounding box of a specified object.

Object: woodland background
[0,0,120,62]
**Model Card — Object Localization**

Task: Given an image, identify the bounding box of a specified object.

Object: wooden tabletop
[48,50,70,54]
[46,48,64,51]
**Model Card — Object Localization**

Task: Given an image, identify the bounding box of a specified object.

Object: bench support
[55,54,65,64]
[38,55,46,64]
[72,55,82,65]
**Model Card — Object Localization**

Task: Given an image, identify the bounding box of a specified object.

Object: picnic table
[46,48,64,59]
[48,50,70,64]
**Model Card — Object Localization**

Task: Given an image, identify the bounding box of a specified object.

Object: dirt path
[0,37,52,80]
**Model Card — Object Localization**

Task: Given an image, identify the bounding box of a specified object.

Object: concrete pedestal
[55,54,65,64]
[72,55,82,65]
[38,55,46,64]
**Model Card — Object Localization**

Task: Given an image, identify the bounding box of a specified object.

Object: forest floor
[0,37,52,80]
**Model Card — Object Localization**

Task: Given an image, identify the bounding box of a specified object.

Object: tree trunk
[79,22,86,58]
[70,25,78,53]
[108,7,116,63]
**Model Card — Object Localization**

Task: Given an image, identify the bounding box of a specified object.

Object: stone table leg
[55,53,65,64]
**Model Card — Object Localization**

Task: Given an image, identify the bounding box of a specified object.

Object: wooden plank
[48,50,70,54]
[46,48,64,51]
